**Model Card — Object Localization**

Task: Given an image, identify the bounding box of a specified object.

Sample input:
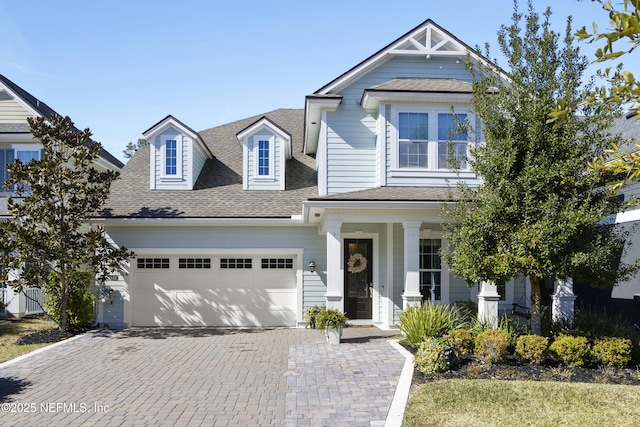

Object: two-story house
[0,74,124,318]
[96,19,536,329]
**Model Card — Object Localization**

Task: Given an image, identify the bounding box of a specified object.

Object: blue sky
[0,0,634,162]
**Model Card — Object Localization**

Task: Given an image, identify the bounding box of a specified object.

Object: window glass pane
[399,112,428,140]
[497,281,506,301]
[419,239,442,301]
[257,139,270,175]
[438,141,468,170]
[165,140,177,175]
[438,113,467,140]
[16,150,39,163]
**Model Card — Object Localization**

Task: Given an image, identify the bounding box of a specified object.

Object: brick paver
[0,327,405,426]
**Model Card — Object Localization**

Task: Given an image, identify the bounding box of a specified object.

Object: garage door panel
[133,255,297,327]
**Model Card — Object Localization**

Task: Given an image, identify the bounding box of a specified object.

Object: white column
[324,220,344,311]
[402,220,423,309]
[477,281,500,328]
[552,277,577,325]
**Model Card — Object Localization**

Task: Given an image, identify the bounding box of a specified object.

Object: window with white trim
[261,258,293,269]
[419,238,442,301]
[137,258,170,269]
[160,135,182,180]
[437,113,468,169]
[253,135,274,179]
[391,106,472,172]
[179,258,211,269]
[220,258,252,269]
[165,139,177,175]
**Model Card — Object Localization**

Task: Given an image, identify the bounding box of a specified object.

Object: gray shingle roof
[308,186,460,201]
[0,74,124,170]
[99,109,318,218]
[610,112,640,153]
[366,78,473,93]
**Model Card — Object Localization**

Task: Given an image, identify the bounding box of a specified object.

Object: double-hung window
[257,139,270,176]
[437,113,468,169]
[392,107,472,172]
[419,238,442,301]
[398,112,429,168]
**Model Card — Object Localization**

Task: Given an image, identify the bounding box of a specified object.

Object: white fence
[0,284,6,316]
[24,287,44,315]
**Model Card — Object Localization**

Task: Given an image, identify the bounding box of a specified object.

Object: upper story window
[257,139,270,176]
[391,106,472,174]
[398,112,429,168]
[253,135,274,179]
[437,113,468,169]
[165,139,177,175]
[0,146,42,192]
[160,135,182,180]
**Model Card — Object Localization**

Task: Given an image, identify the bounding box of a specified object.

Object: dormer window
[160,135,182,180]
[252,134,275,180]
[165,139,177,175]
[257,138,271,177]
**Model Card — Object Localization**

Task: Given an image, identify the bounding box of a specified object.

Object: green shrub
[398,302,464,346]
[446,328,475,357]
[549,335,591,367]
[305,305,323,329]
[515,334,548,364]
[591,337,633,368]
[498,314,529,350]
[474,329,509,364]
[43,270,95,328]
[415,337,455,373]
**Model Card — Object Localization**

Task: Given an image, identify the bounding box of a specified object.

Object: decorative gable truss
[388,23,469,57]
[236,117,292,191]
[143,115,212,190]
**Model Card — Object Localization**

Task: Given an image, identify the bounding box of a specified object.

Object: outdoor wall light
[308,261,316,273]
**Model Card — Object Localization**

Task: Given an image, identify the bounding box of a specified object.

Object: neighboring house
[575,112,640,322]
[0,74,124,318]
[94,20,546,328]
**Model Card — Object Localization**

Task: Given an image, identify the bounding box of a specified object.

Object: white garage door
[132,255,297,327]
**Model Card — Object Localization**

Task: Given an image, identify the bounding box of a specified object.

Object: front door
[344,239,373,319]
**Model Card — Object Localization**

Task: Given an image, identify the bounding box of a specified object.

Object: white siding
[191,140,208,187]
[324,56,477,195]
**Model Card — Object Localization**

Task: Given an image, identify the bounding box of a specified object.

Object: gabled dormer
[236,117,291,191]
[143,115,213,190]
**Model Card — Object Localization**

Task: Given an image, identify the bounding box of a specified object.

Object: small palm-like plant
[399,302,464,347]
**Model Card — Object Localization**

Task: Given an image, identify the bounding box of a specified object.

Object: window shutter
[5,149,13,191]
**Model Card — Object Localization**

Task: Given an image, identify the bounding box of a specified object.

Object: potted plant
[315,308,349,344]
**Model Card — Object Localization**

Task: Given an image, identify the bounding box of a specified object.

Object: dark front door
[344,239,373,319]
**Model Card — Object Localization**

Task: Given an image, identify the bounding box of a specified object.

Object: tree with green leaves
[0,115,132,331]
[444,1,634,334]
[552,0,640,192]
[123,138,149,160]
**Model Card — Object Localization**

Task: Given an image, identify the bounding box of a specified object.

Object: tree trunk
[59,274,69,332]
[529,277,542,335]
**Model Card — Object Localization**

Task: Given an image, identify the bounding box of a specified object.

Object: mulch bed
[15,329,75,345]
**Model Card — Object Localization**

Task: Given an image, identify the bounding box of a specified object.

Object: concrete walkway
[0,327,409,426]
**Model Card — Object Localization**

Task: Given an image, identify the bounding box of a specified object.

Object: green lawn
[403,378,640,427]
[0,317,60,363]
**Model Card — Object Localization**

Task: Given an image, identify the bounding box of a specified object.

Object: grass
[0,316,60,363]
[403,378,640,427]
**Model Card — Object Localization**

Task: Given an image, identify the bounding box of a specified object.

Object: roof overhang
[303,95,342,155]
[143,115,213,159]
[361,90,473,112]
[90,216,306,226]
[302,199,451,224]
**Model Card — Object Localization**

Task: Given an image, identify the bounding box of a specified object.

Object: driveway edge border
[385,339,414,427]
[0,333,85,370]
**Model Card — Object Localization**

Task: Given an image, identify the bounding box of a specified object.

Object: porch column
[477,281,500,328]
[402,220,423,309]
[552,277,576,326]
[324,220,344,312]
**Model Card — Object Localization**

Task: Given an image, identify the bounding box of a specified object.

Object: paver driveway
[0,327,406,426]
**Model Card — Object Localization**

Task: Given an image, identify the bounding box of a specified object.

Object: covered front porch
[303,195,577,329]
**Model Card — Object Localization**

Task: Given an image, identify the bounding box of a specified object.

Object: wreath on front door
[347,253,367,274]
